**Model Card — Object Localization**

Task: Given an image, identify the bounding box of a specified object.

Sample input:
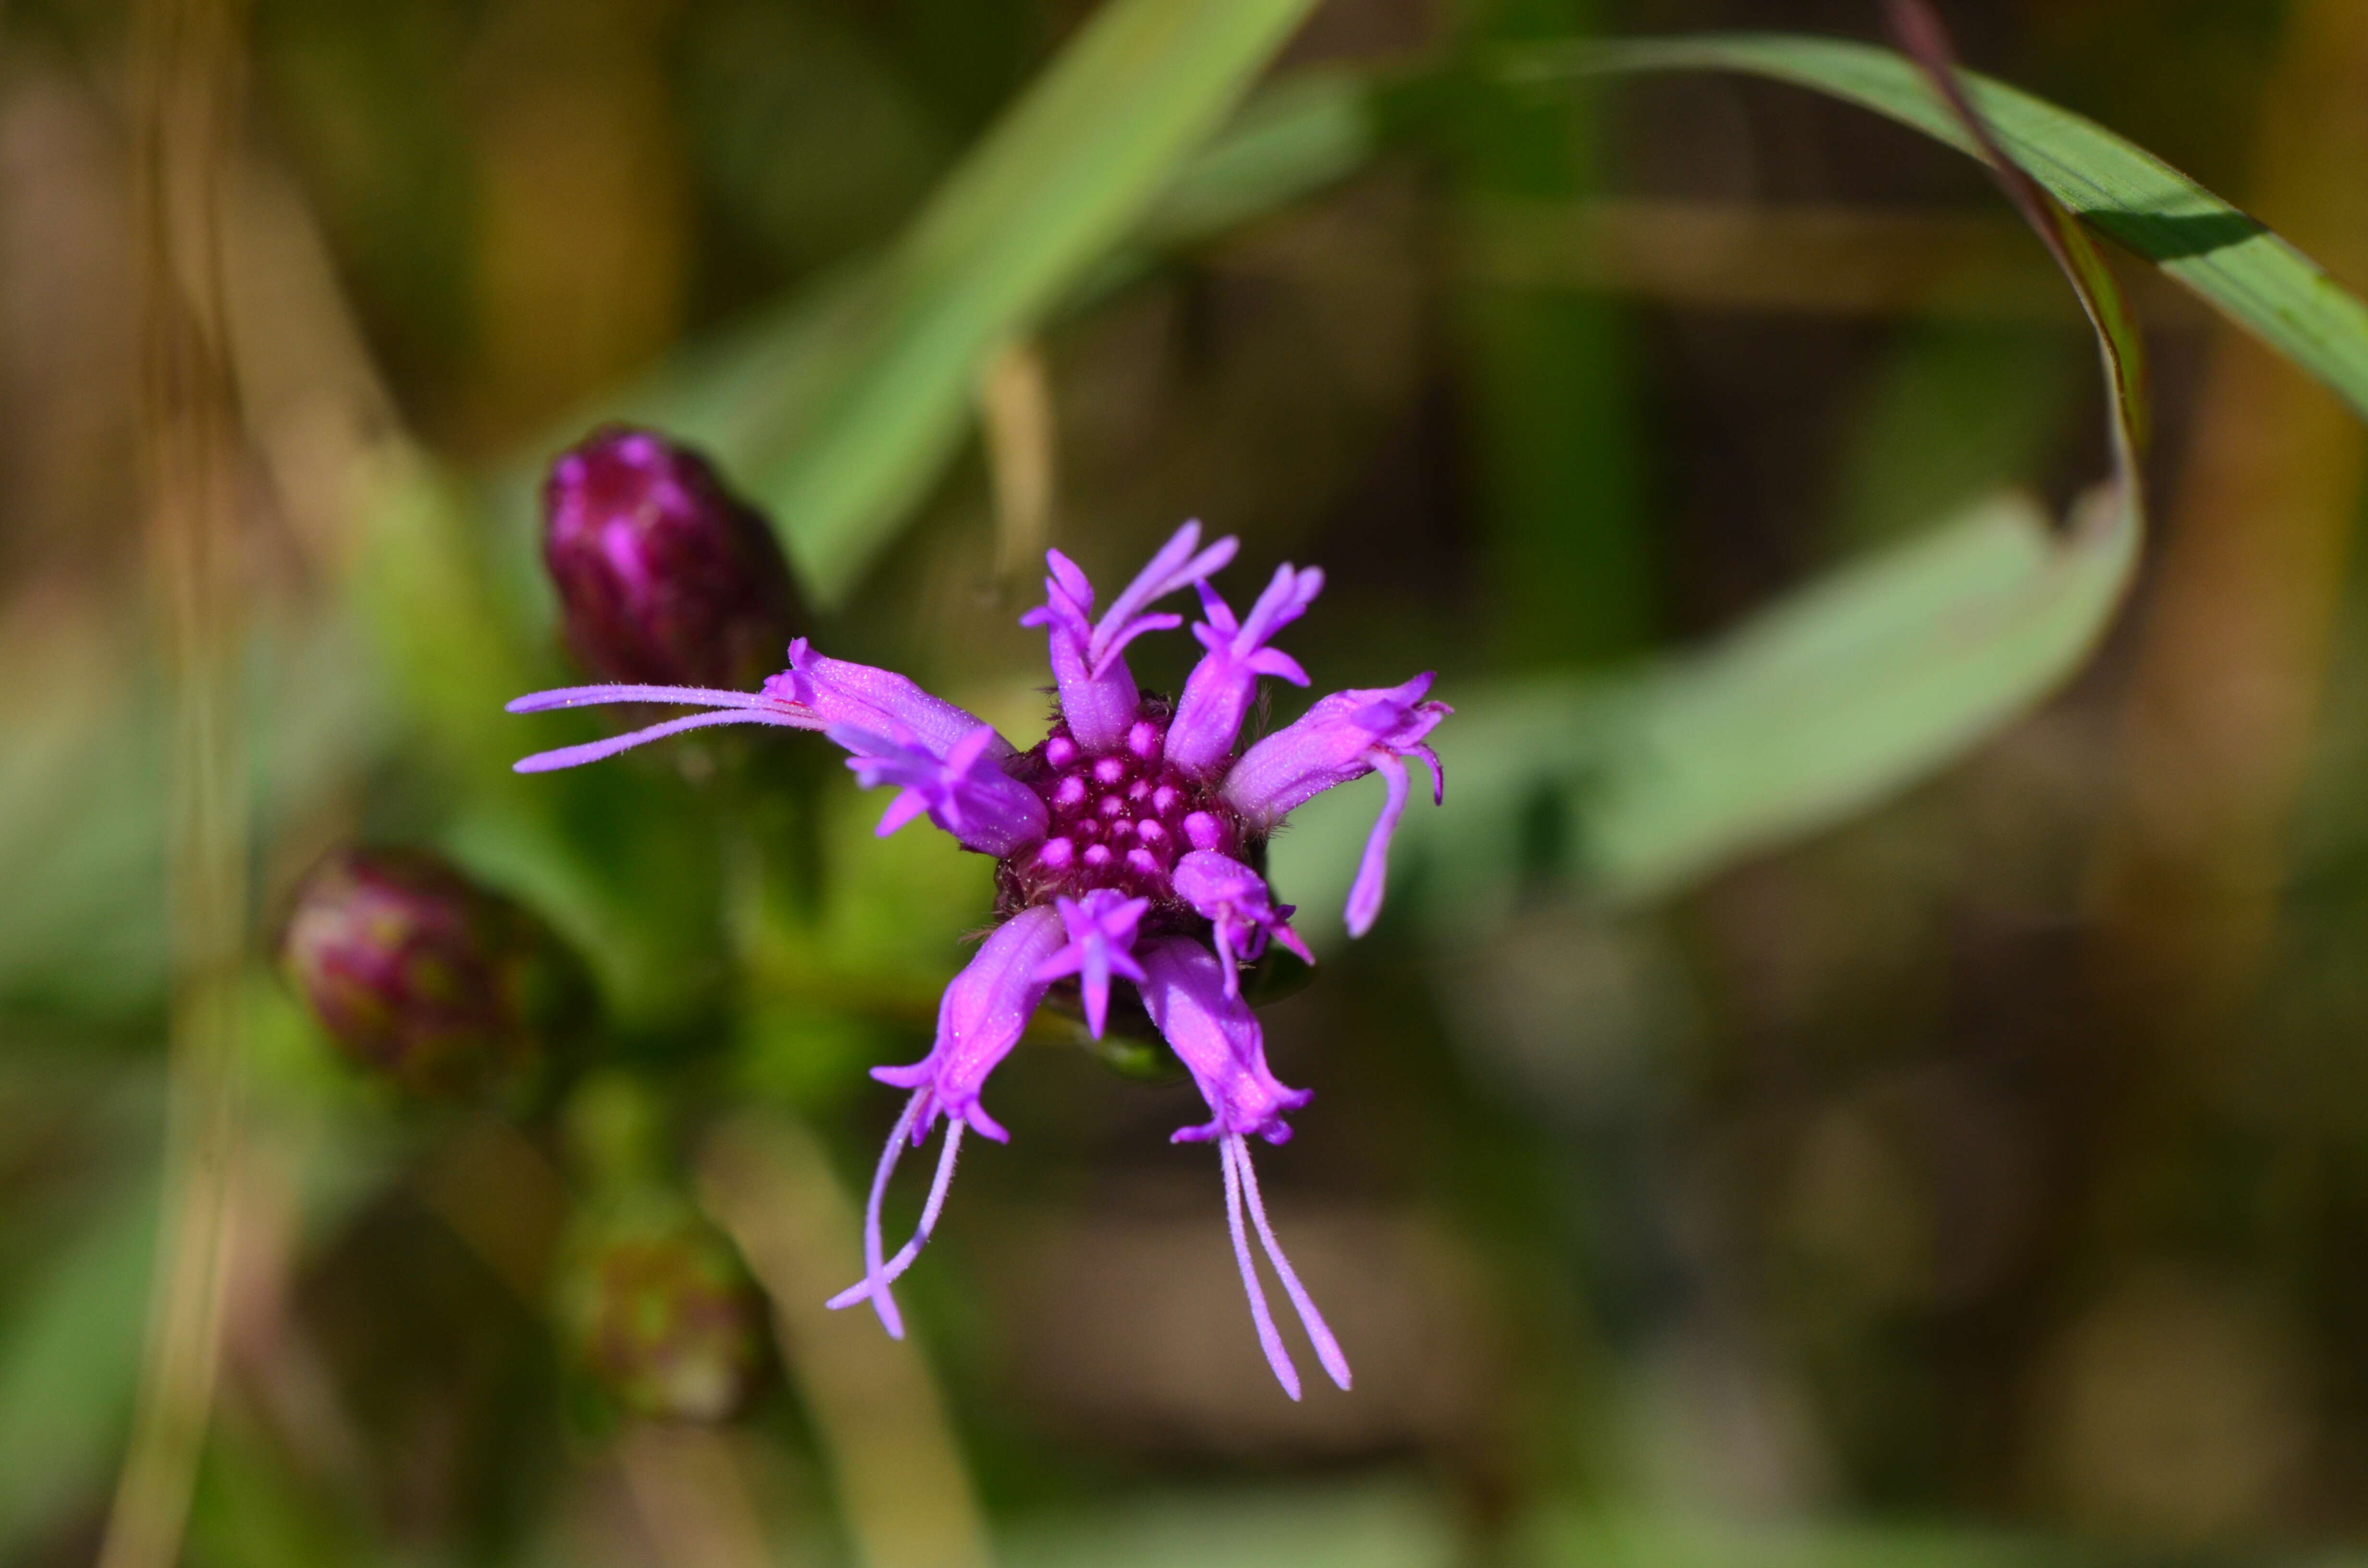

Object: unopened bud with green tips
[554,1204,766,1424]
[279,847,583,1098]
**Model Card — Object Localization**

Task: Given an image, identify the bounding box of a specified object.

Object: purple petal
[1165,564,1322,777]
[1218,674,1449,936]
[831,721,1048,856]
[1025,524,1237,753]
[506,637,1010,777]
[1032,891,1151,1039]
[767,638,1012,762]
[1247,648,1309,685]
[865,907,1065,1148]
[1221,673,1449,828]
[827,1114,967,1314]
[1344,752,1412,938]
[1137,937,1311,1144]
[1028,565,1135,753]
[852,1091,927,1338]
[1172,850,1311,999]
[1088,523,1239,674]
[872,787,935,839]
[1091,611,1185,672]
[1048,550,1095,608]
[506,682,784,714]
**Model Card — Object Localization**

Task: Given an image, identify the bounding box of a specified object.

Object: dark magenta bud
[554,1205,766,1424]
[279,847,583,1099]
[543,426,802,689]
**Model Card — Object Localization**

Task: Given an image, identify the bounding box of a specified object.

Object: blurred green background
[17,0,2368,1563]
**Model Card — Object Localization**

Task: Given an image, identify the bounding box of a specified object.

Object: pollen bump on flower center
[995,705,1248,919]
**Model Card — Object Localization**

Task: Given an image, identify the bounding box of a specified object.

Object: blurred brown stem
[100,0,253,1565]
[979,338,1058,583]
[616,1425,776,1568]
[2091,0,2368,1045]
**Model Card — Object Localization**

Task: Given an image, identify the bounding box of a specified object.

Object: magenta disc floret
[994,702,1250,922]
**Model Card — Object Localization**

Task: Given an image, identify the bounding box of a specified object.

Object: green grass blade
[0,1162,155,1548]
[1508,33,2368,424]
[569,63,1376,515]
[494,58,1368,634]
[1272,488,2137,922]
[673,0,1323,604]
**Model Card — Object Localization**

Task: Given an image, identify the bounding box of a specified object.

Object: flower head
[543,426,802,689]
[509,492,1450,1397]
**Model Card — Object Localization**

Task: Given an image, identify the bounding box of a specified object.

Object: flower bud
[543,426,802,689]
[554,1206,766,1424]
[279,847,582,1098]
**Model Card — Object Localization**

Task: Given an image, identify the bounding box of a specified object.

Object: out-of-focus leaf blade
[1272,488,2134,926]
[1003,1482,1456,1568]
[1519,1509,2100,1568]
[0,608,391,1021]
[1122,69,1377,255]
[0,1162,154,1547]
[563,64,1377,497]
[1276,22,2155,933]
[583,0,1326,605]
[1508,33,2368,424]
[1833,321,2086,551]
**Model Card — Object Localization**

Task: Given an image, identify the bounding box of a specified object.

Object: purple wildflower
[508,517,1451,1397]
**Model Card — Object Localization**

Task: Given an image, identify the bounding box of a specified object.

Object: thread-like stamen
[1233,1135,1352,1391]
[826,1118,966,1310]
[513,708,800,773]
[856,1093,925,1338]
[1222,1135,1301,1399]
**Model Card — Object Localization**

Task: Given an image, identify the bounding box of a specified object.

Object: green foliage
[1273,486,2138,924]
[0,1157,154,1544]
[1281,30,2167,930]
[614,0,1331,606]
[1457,0,1654,667]
[25,4,2368,1562]
[1832,321,2087,553]
[1511,34,2368,425]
